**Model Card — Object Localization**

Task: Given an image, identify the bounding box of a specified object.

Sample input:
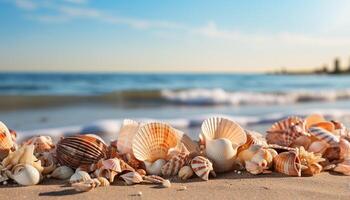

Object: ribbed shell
[0,121,15,159]
[308,127,339,147]
[266,116,309,147]
[56,135,108,169]
[175,129,200,153]
[132,122,179,162]
[273,151,301,176]
[200,117,246,146]
[161,145,189,177]
[117,119,140,155]
[190,156,213,181]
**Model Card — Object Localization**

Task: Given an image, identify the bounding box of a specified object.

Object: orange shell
[273,151,301,176]
[305,114,326,128]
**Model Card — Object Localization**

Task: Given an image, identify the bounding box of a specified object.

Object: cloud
[14,0,37,10]
[63,0,88,4]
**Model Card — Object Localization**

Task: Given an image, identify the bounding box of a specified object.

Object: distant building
[334,58,341,74]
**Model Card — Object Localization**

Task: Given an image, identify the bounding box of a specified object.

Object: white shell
[69,171,91,184]
[120,171,143,185]
[205,138,237,172]
[117,119,140,155]
[12,164,40,186]
[49,166,74,180]
[178,166,193,180]
[144,159,166,175]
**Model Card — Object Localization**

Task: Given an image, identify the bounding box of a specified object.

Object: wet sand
[1,172,349,200]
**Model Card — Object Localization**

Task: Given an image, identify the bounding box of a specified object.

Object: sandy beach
[1,172,349,200]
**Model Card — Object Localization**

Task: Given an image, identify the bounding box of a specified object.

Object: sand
[1,172,349,200]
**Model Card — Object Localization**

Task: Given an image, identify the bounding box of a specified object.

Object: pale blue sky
[1,0,350,72]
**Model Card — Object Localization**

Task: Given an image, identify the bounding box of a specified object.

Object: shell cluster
[0,114,350,191]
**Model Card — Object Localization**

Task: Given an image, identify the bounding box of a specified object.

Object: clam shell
[190,156,215,181]
[0,121,15,160]
[200,117,246,146]
[178,165,193,180]
[120,171,143,185]
[49,166,74,180]
[56,135,108,169]
[24,136,55,153]
[266,116,308,147]
[132,122,179,162]
[143,175,171,188]
[273,151,301,176]
[308,127,339,146]
[69,171,91,184]
[117,119,140,155]
[12,164,40,186]
[305,114,326,128]
[161,144,189,177]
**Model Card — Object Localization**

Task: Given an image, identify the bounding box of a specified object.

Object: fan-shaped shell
[12,164,40,186]
[333,159,350,176]
[132,122,179,162]
[200,117,246,146]
[24,136,55,153]
[190,156,214,181]
[273,151,301,176]
[56,135,108,169]
[0,121,15,160]
[266,116,309,147]
[308,127,339,147]
[117,119,140,155]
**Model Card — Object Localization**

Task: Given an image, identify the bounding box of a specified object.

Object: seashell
[11,164,40,186]
[307,140,330,155]
[312,122,335,132]
[119,159,135,172]
[266,116,309,147]
[96,158,122,173]
[237,144,262,164]
[161,144,190,177]
[120,171,143,185]
[333,159,350,175]
[94,168,118,183]
[305,114,326,128]
[122,153,142,170]
[273,151,302,176]
[0,121,15,160]
[69,170,91,184]
[56,135,108,169]
[190,156,215,181]
[49,166,74,179]
[143,175,171,188]
[244,147,275,174]
[144,159,166,175]
[72,179,99,192]
[136,169,146,177]
[297,146,325,176]
[308,127,339,146]
[24,136,55,154]
[290,135,312,149]
[323,146,340,162]
[178,166,193,180]
[339,138,350,160]
[39,152,56,175]
[175,129,200,153]
[117,119,140,155]
[238,130,267,154]
[96,177,110,186]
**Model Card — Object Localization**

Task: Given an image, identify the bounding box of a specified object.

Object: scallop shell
[11,164,40,186]
[273,151,302,176]
[120,171,143,185]
[0,121,15,160]
[190,156,215,181]
[266,116,309,147]
[56,135,108,169]
[178,165,193,180]
[308,127,339,146]
[69,170,91,184]
[339,138,350,160]
[117,119,140,155]
[161,144,190,177]
[24,136,55,154]
[49,166,74,180]
[305,114,326,128]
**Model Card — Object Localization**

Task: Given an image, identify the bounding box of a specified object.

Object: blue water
[0,72,350,95]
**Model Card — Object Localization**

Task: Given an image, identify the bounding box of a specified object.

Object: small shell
[136,169,146,177]
[237,130,267,154]
[297,146,325,176]
[333,159,350,175]
[305,114,326,128]
[49,166,74,180]
[161,144,189,177]
[72,179,99,192]
[24,136,55,153]
[120,171,143,185]
[237,144,262,164]
[132,122,179,163]
[308,140,329,155]
[178,166,193,180]
[308,127,339,146]
[94,168,118,183]
[0,121,15,160]
[273,151,302,176]
[69,171,91,184]
[339,138,350,160]
[117,119,140,155]
[96,177,110,186]
[144,159,166,175]
[11,164,40,186]
[245,147,275,174]
[290,135,312,149]
[190,156,215,181]
[96,158,122,173]
[143,175,171,188]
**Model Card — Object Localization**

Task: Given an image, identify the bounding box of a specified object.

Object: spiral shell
[49,166,74,180]
[117,119,140,155]
[308,127,339,147]
[190,156,215,181]
[120,171,143,185]
[273,151,302,176]
[56,135,108,169]
[11,164,40,186]
[0,121,15,160]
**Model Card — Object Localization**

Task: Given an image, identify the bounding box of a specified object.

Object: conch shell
[190,156,215,181]
[0,121,16,160]
[11,164,40,186]
[273,151,302,176]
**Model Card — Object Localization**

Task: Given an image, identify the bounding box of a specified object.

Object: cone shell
[266,116,309,147]
[120,171,143,185]
[117,119,140,155]
[56,135,108,169]
[305,114,326,128]
[200,117,246,146]
[69,170,91,184]
[0,121,15,160]
[132,122,179,162]
[49,166,74,180]
[273,151,302,176]
[12,164,40,186]
[308,127,339,146]
[190,156,214,181]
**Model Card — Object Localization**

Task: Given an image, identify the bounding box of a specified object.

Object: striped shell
[200,117,247,146]
[56,135,108,169]
[273,151,301,176]
[0,121,15,160]
[308,127,339,147]
[132,122,179,162]
[266,116,309,147]
[161,145,190,177]
[24,136,55,153]
[117,119,140,155]
[190,156,214,181]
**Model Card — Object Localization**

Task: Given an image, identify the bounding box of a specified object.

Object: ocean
[1,72,350,141]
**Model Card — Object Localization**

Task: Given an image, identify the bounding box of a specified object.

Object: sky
[1,0,350,72]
